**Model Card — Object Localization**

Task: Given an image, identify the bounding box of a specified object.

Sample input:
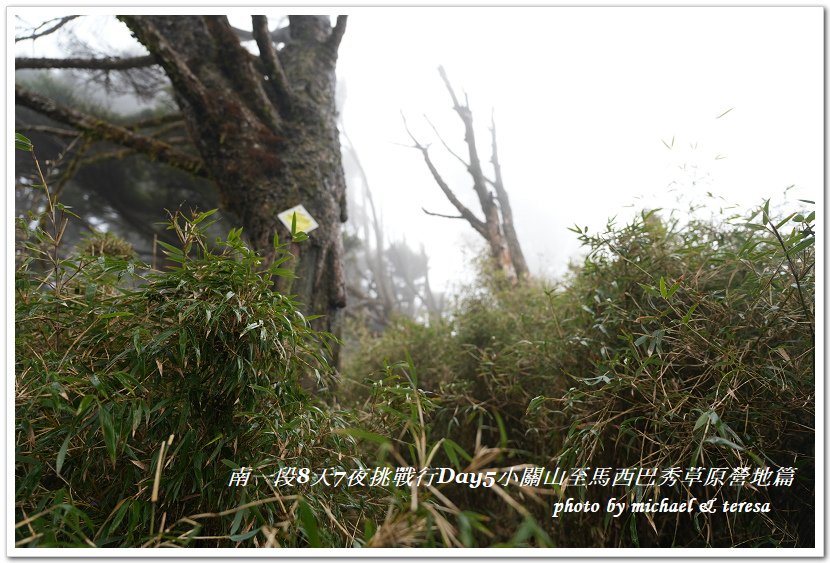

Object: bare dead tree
[488,110,529,282]
[403,66,529,283]
[15,15,350,358]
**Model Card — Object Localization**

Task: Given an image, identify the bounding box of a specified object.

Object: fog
[334,8,822,290]
[13,8,822,292]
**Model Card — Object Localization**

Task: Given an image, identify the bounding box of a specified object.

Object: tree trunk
[490,113,529,281]
[405,67,529,284]
[119,16,348,352]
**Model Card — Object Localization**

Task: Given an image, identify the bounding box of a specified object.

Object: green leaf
[297,500,321,548]
[15,132,33,152]
[693,411,710,432]
[335,428,390,446]
[680,303,699,325]
[240,321,262,338]
[637,283,660,298]
[230,527,260,542]
[230,507,246,535]
[659,276,667,299]
[642,208,662,221]
[442,438,472,465]
[56,434,71,475]
[156,240,181,254]
[156,240,185,262]
[270,268,295,278]
[526,395,546,414]
[191,208,218,225]
[787,236,814,255]
[493,410,508,449]
[363,519,376,543]
[76,395,96,416]
[774,212,796,230]
[443,440,460,469]
[704,436,744,451]
[98,404,117,463]
[667,280,681,299]
[84,283,97,304]
[647,329,663,356]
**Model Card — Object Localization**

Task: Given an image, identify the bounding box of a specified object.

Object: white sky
[335,8,823,289]
[12,7,824,291]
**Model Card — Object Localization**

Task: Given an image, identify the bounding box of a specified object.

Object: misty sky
[13,8,823,291]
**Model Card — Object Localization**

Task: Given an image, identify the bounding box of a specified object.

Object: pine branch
[16,55,157,70]
[16,85,206,177]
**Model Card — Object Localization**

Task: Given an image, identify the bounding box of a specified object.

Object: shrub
[540,206,815,547]
[14,136,511,549]
[344,203,815,548]
[14,148,381,547]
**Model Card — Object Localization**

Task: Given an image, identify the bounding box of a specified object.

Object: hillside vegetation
[15,136,814,548]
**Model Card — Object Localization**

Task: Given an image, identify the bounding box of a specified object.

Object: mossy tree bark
[119,16,348,343]
[16,15,349,355]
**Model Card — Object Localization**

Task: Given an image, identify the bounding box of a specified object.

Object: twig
[15,15,79,42]
[767,220,814,340]
[422,208,463,220]
[401,112,486,237]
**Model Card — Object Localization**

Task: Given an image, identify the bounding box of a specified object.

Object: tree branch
[231,24,291,45]
[203,16,281,131]
[422,208,464,220]
[433,67,514,279]
[124,112,183,130]
[118,16,211,113]
[437,65,492,212]
[402,112,487,237]
[16,55,157,71]
[16,124,80,138]
[424,115,469,170]
[15,15,79,42]
[425,114,496,186]
[438,64,462,110]
[328,15,347,51]
[252,15,292,105]
[16,85,206,177]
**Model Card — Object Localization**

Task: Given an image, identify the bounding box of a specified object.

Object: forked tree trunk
[404,67,530,284]
[120,16,348,349]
